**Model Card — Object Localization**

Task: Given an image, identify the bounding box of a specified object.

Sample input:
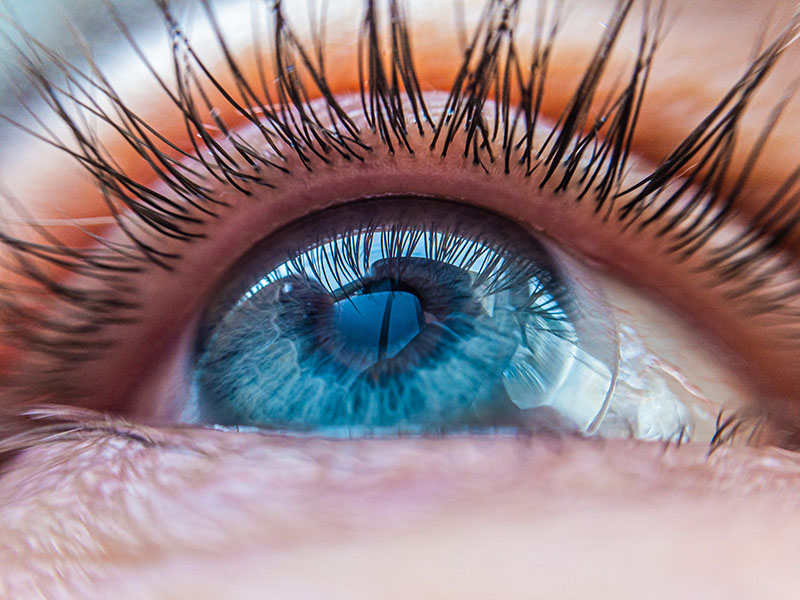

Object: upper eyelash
[0,0,798,407]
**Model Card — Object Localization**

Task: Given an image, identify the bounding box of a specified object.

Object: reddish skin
[1,1,800,598]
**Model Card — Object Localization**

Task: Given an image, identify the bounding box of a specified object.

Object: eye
[188,196,620,434]
[1,0,799,451]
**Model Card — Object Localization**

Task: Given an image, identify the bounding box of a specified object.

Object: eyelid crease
[0,0,799,427]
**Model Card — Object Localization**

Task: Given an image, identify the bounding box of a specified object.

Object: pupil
[332,284,426,363]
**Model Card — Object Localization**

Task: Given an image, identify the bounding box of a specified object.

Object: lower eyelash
[0,0,799,424]
[0,402,780,468]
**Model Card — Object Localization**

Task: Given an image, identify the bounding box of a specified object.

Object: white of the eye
[594,273,749,443]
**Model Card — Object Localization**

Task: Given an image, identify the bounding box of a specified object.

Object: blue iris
[190,198,599,434]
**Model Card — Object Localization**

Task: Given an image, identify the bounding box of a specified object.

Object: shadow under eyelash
[0,0,798,412]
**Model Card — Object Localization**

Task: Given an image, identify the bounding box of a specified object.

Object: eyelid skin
[2,429,800,598]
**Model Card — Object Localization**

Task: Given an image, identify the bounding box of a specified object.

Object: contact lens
[190,198,618,435]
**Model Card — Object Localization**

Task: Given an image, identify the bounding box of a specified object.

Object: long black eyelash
[0,0,799,405]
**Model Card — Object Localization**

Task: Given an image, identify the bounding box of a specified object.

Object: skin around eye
[1,1,800,598]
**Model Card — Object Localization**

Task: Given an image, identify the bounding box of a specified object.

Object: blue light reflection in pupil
[192,199,615,435]
[333,288,425,363]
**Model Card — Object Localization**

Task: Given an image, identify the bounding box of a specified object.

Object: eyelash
[0,0,798,451]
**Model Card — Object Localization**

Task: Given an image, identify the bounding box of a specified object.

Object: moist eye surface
[189,197,618,435]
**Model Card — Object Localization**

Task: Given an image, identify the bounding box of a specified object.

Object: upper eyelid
[1,0,795,242]
[0,0,796,412]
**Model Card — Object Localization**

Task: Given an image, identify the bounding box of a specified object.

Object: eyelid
[1,0,799,424]
[3,426,800,559]
[6,0,798,216]
[4,425,800,597]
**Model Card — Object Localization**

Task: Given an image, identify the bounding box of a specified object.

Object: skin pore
[1,0,800,598]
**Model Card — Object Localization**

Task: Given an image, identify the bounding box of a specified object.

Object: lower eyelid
[1,431,799,572]
[0,429,796,505]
